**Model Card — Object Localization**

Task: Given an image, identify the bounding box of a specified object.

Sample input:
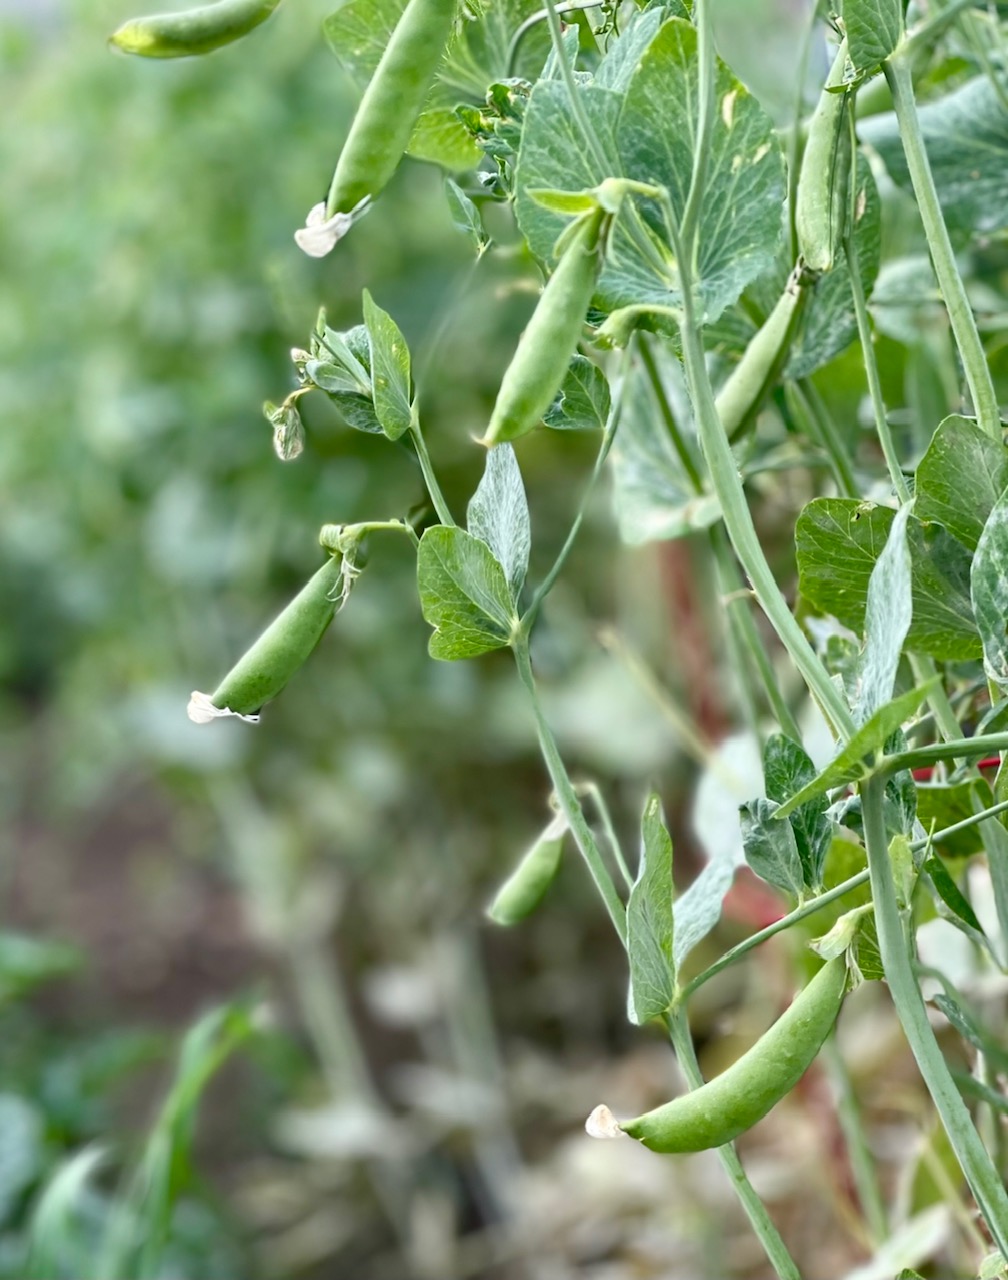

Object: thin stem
[541,0,610,174]
[791,380,859,498]
[884,55,1001,438]
[679,0,716,268]
[512,636,627,944]
[881,731,1008,778]
[639,337,704,490]
[664,1005,802,1280]
[576,780,634,890]
[821,1035,889,1245]
[505,0,601,76]
[409,421,455,527]
[523,350,628,625]
[860,774,1008,1252]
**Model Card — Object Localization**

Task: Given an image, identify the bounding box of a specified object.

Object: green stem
[409,421,455,527]
[881,731,1008,778]
[512,636,627,944]
[821,1035,889,1245]
[640,338,704,490]
[884,55,1001,439]
[791,380,859,498]
[664,1006,802,1280]
[679,0,716,271]
[860,775,1008,1252]
[541,0,610,175]
[576,781,635,891]
[505,0,602,76]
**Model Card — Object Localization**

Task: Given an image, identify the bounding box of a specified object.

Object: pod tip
[585,1104,624,1140]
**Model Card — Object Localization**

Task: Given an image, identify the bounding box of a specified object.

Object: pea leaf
[466,444,530,603]
[933,992,1008,1077]
[626,793,676,1025]
[796,498,980,661]
[763,735,832,892]
[854,502,912,726]
[916,779,993,857]
[842,0,903,73]
[923,856,986,938]
[740,798,805,898]
[775,680,939,819]
[915,416,1008,552]
[444,179,490,255]
[362,291,412,441]
[417,527,517,660]
[307,323,382,433]
[971,488,1008,689]
[860,77,1008,240]
[543,355,611,431]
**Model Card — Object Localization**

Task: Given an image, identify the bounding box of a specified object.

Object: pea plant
[112,0,1008,1272]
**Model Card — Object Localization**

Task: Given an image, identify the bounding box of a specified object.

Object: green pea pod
[716,266,810,441]
[483,208,606,447]
[795,43,852,275]
[487,813,567,926]
[616,957,847,1153]
[110,0,282,58]
[188,553,343,723]
[324,0,458,219]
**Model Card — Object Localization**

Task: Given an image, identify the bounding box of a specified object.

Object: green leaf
[626,792,676,1025]
[740,798,805,897]
[923,856,986,937]
[972,488,1008,689]
[307,323,382,433]
[933,991,1008,1077]
[444,178,489,254]
[763,735,832,891]
[543,354,611,431]
[0,1095,44,1225]
[860,76,1008,240]
[417,526,517,660]
[775,680,938,819]
[915,416,1008,552]
[796,498,980,662]
[362,291,412,441]
[842,0,903,72]
[917,779,993,857]
[466,443,530,603]
[0,931,82,1005]
[855,502,912,725]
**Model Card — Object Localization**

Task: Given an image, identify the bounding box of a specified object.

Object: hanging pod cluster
[110,0,284,58]
[187,551,344,724]
[590,957,848,1153]
[483,205,608,446]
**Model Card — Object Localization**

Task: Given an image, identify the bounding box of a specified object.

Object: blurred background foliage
[0,0,981,1276]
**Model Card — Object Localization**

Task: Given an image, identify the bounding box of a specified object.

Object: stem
[884,55,1001,439]
[821,1035,889,1245]
[860,774,1008,1251]
[512,636,627,944]
[576,780,635,890]
[881,731,1008,777]
[505,0,602,76]
[409,421,455,527]
[679,0,716,270]
[664,1005,802,1280]
[640,337,704,490]
[541,0,610,174]
[791,380,859,498]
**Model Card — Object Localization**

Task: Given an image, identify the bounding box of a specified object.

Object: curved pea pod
[487,812,567,926]
[324,0,457,220]
[795,42,852,275]
[715,266,810,441]
[607,957,848,1153]
[482,208,607,447]
[187,552,344,724]
[110,0,282,58]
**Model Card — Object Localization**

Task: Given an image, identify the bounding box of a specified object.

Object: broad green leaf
[915,416,1008,552]
[842,0,903,72]
[796,498,980,661]
[855,502,912,725]
[740,798,805,897]
[860,77,1008,239]
[626,793,676,1024]
[923,856,986,937]
[610,355,720,544]
[362,291,412,441]
[543,354,611,431]
[615,18,785,321]
[444,178,489,254]
[971,489,1008,689]
[916,779,993,857]
[593,6,668,93]
[307,323,382,433]
[466,444,530,603]
[763,735,832,891]
[775,680,938,818]
[417,527,517,660]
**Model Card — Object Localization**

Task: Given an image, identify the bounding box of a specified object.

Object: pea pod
[795,43,852,275]
[617,957,847,1153]
[187,552,343,723]
[716,266,810,441]
[324,0,458,219]
[487,813,567,926]
[483,208,607,447]
[110,0,282,58]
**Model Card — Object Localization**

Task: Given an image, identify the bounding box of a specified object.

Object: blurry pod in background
[487,811,569,926]
[589,956,849,1153]
[109,0,284,58]
[295,0,459,256]
[187,551,345,724]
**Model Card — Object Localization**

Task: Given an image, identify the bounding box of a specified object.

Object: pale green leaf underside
[417,527,517,660]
